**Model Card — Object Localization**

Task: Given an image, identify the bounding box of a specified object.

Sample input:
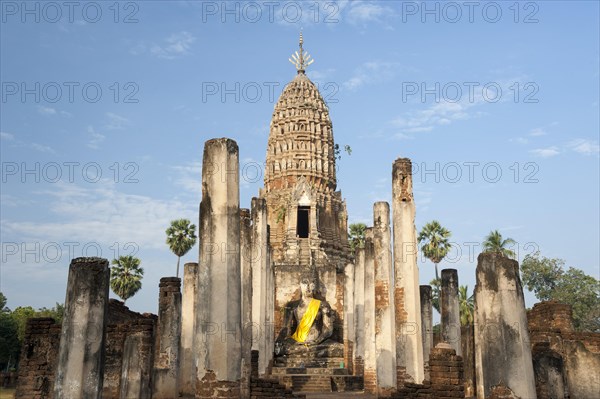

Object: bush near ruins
[521,251,600,332]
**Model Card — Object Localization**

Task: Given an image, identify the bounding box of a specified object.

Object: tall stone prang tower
[260,33,352,338]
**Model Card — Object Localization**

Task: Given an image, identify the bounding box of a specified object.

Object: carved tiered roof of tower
[264,35,336,193]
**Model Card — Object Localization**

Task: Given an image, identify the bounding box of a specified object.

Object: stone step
[292,375,333,392]
[273,374,365,394]
[272,367,349,376]
[273,357,346,368]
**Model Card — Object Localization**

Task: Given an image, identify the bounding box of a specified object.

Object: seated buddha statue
[274,277,339,357]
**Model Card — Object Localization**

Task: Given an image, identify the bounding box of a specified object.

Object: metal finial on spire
[289,31,314,73]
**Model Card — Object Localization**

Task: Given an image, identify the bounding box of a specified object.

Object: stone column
[240,209,252,399]
[180,262,198,397]
[153,277,182,398]
[392,158,424,384]
[251,197,269,375]
[353,247,366,376]
[195,138,242,398]
[373,202,397,391]
[420,285,433,379]
[343,262,355,374]
[265,240,275,373]
[120,322,154,399]
[54,257,110,399]
[363,228,377,393]
[474,253,536,398]
[441,269,461,356]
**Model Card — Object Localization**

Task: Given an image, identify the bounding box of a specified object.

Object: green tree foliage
[418,221,452,280]
[0,294,65,371]
[521,251,600,332]
[334,144,352,160]
[0,293,19,371]
[459,285,474,325]
[166,218,197,278]
[348,223,367,252]
[110,255,144,304]
[482,230,516,259]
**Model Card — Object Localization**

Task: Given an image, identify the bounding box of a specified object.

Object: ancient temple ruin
[15,35,600,399]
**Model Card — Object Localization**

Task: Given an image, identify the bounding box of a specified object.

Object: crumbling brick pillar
[373,202,397,391]
[343,261,355,375]
[153,277,182,398]
[180,262,198,397]
[363,228,378,393]
[353,246,366,376]
[474,252,536,398]
[429,342,465,396]
[240,208,252,399]
[195,138,242,398]
[419,285,433,380]
[119,320,155,399]
[441,268,462,355]
[54,257,110,399]
[392,158,424,385]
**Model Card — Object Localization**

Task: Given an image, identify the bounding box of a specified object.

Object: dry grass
[0,388,15,399]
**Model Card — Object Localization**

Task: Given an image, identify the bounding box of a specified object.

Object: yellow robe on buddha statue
[291,298,321,343]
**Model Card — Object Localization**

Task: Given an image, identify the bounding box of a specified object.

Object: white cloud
[31,143,56,153]
[171,161,202,196]
[105,112,130,130]
[87,126,106,150]
[344,61,403,90]
[529,128,547,137]
[530,147,560,158]
[346,1,394,24]
[150,31,196,59]
[2,181,197,251]
[1,131,14,141]
[568,139,600,156]
[510,137,529,145]
[307,68,336,81]
[37,106,57,115]
[391,101,476,135]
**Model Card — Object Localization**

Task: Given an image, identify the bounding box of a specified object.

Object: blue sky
[1,1,598,315]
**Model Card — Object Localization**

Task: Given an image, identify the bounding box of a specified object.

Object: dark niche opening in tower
[297,206,310,238]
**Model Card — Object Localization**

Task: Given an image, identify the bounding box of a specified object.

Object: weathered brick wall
[103,300,157,399]
[15,318,61,399]
[343,339,354,374]
[394,286,408,386]
[15,300,155,399]
[391,346,464,399]
[528,301,574,334]
[528,301,600,399]
[249,350,305,398]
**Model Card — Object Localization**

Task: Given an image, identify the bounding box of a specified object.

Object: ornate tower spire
[289,31,314,74]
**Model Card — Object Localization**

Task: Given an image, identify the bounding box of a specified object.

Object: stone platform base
[271,359,364,393]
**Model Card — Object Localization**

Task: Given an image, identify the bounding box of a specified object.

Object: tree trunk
[435,263,439,280]
[176,256,181,278]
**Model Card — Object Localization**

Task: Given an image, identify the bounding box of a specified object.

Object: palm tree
[482,230,516,259]
[459,285,474,325]
[110,255,143,304]
[418,220,452,280]
[166,219,197,278]
[348,223,367,252]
